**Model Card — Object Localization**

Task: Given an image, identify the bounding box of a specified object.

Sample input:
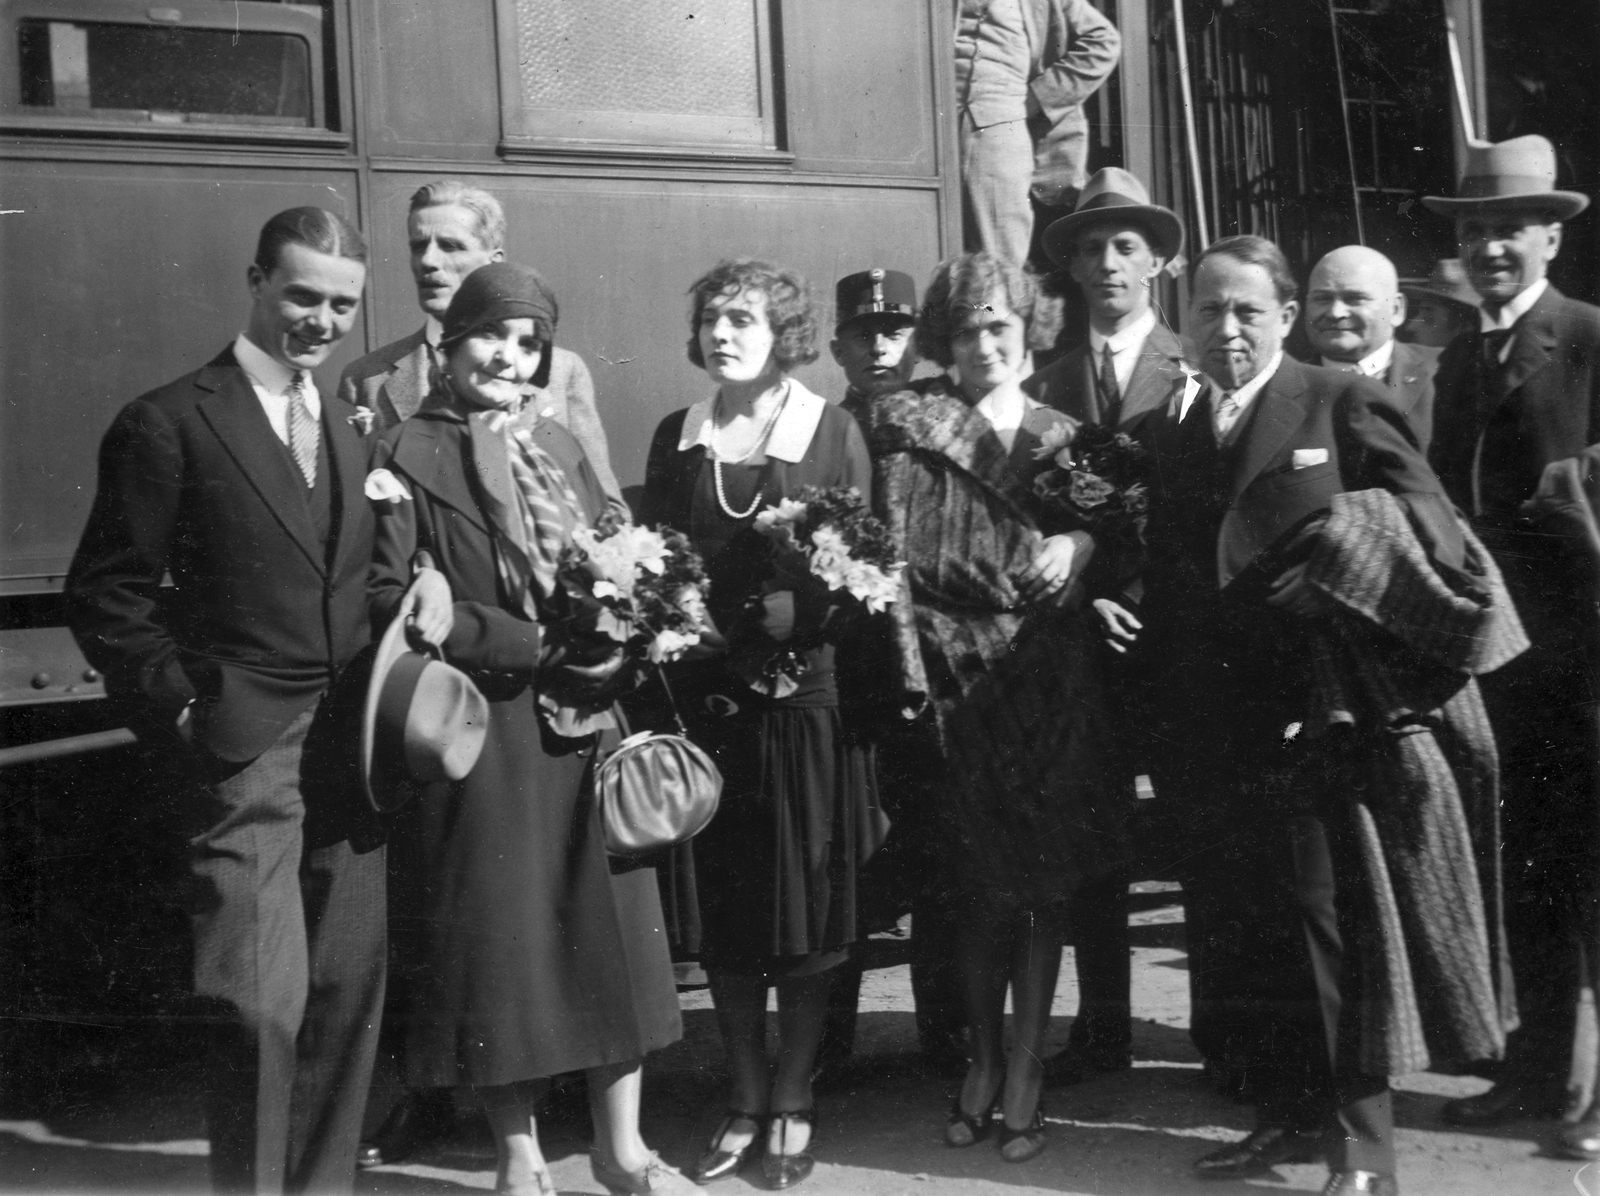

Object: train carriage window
[497,0,786,162]
[2,1,341,143]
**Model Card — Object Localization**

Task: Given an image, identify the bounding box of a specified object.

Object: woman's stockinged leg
[955,920,1011,1119]
[768,969,832,1155]
[587,1059,650,1175]
[477,1081,552,1196]
[708,969,771,1154]
[1002,915,1063,1131]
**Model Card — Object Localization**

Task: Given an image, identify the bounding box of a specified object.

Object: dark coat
[1381,340,1440,453]
[369,407,680,1086]
[65,346,374,763]
[866,378,1125,922]
[1022,321,1192,438]
[1430,283,1600,637]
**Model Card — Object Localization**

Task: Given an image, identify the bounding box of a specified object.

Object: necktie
[285,371,317,488]
[1482,328,1514,368]
[1212,388,1241,440]
[505,426,586,604]
[1098,342,1122,424]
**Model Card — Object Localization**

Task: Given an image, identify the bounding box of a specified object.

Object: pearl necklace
[710,384,788,519]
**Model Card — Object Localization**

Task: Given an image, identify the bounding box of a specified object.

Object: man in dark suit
[1132,236,1464,1196]
[1304,244,1439,451]
[1421,136,1600,1152]
[1023,167,1192,1086]
[65,207,447,1195]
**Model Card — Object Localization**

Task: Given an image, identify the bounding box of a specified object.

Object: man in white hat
[1423,134,1600,1147]
[1303,245,1438,450]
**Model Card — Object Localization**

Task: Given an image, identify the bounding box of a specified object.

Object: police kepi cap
[835,268,918,327]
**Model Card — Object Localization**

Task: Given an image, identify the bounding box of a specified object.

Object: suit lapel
[1385,342,1423,416]
[1229,358,1310,501]
[324,391,373,578]
[391,414,493,536]
[1502,291,1559,397]
[375,329,430,424]
[195,356,325,573]
[1121,326,1190,428]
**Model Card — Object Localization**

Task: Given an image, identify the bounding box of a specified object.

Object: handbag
[595,668,723,855]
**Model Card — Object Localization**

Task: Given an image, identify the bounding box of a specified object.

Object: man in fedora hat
[1303,245,1438,451]
[1022,166,1190,1087]
[1424,135,1600,1145]
[1401,258,1480,350]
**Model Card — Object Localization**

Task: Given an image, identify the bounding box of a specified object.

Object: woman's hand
[1018,532,1093,605]
[405,567,455,649]
[1093,598,1142,653]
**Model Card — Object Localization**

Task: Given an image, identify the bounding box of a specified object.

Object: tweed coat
[1303,488,1526,1074]
[866,377,1125,921]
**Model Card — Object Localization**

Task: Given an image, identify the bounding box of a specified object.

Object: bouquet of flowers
[740,485,903,698]
[538,511,710,735]
[1031,417,1151,548]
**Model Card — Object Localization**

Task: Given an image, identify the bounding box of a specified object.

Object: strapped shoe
[1194,1124,1323,1179]
[590,1149,696,1195]
[761,1108,816,1190]
[690,1111,767,1184]
[997,1103,1047,1163]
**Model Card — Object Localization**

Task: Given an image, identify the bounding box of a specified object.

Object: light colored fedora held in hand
[1421,134,1589,220]
[361,611,489,813]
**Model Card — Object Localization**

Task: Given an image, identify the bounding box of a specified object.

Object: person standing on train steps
[64,206,453,1196]
[954,0,1120,267]
[1304,245,1438,451]
[337,179,622,504]
[821,268,970,1086]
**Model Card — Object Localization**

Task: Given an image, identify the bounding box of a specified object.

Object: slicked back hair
[408,180,507,254]
[1195,234,1299,306]
[915,252,1037,369]
[253,206,367,274]
[686,258,820,372]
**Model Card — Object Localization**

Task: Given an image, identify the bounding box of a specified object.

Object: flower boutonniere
[347,407,377,436]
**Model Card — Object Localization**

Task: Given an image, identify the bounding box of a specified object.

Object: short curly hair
[915,252,1037,368]
[686,259,820,372]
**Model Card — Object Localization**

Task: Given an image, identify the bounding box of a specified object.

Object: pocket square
[1292,448,1329,469]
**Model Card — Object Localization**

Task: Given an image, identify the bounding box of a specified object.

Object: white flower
[754,498,809,549]
[347,408,376,435]
[1032,420,1077,461]
[364,468,411,503]
[592,580,620,601]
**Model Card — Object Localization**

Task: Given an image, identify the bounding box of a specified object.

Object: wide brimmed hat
[361,612,489,813]
[1043,167,1185,266]
[1401,258,1479,310]
[1421,135,1589,220]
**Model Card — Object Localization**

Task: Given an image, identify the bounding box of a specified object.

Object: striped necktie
[285,371,317,488]
[505,426,586,603]
[1212,388,1242,441]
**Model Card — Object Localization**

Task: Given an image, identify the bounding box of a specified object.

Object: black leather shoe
[356,1088,455,1168]
[690,1111,767,1184]
[761,1109,816,1190]
[1439,1082,1565,1127]
[1322,1170,1398,1195]
[1193,1125,1323,1179]
[1556,1112,1600,1161]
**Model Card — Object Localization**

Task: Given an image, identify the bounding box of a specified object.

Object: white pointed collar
[677,378,828,463]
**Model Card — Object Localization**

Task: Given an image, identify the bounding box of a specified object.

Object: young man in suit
[336,180,620,501]
[1304,245,1438,451]
[1422,136,1600,1154]
[66,207,450,1194]
[1022,167,1191,1086]
[1132,236,1467,1196]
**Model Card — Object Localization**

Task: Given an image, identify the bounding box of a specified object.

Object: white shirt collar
[677,378,828,463]
[1219,349,1283,412]
[1088,307,1157,357]
[233,333,320,445]
[1319,339,1394,379]
[1480,277,1547,333]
